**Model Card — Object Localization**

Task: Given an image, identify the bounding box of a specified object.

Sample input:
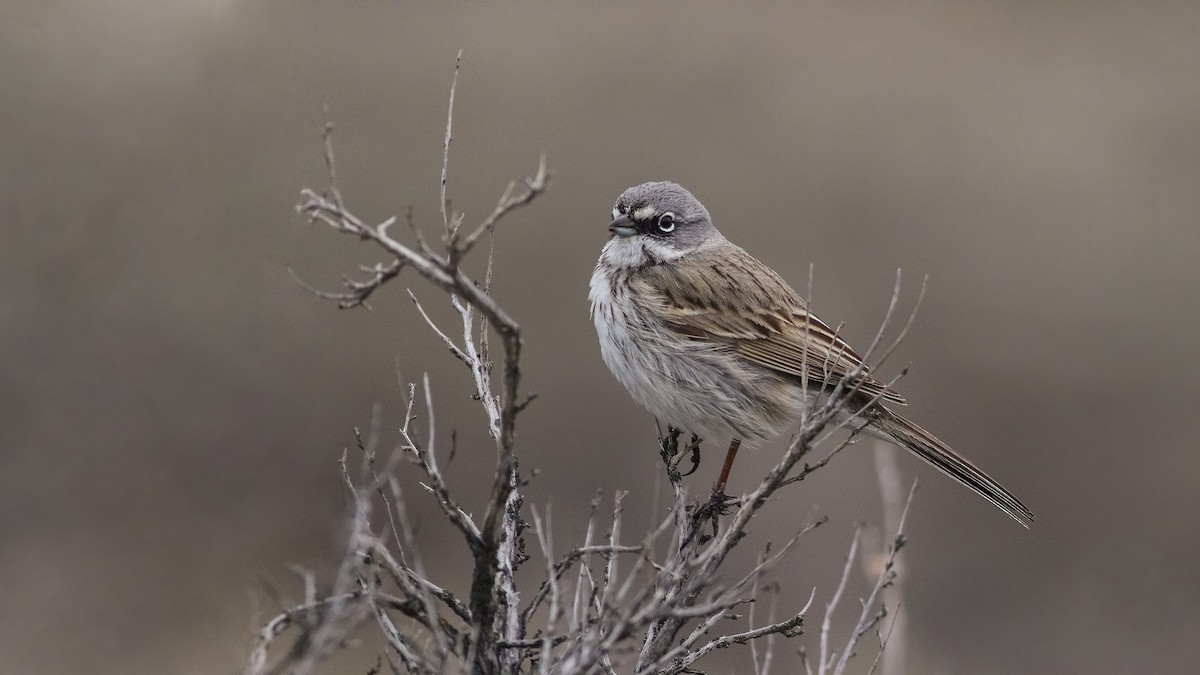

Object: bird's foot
[704,485,741,515]
[685,487,740,545]
[678,435,702,477]
[659,427,703,482]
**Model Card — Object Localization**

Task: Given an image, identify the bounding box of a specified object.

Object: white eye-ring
[656,212,676,233]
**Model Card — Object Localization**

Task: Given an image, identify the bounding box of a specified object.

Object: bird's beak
[608,214,638,238]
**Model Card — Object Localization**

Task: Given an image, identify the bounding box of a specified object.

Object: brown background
[4,2,1199,673]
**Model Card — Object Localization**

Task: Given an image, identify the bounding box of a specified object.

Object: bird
[588,181,1034,527]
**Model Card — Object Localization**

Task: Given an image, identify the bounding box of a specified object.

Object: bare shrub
[247,58,913,675]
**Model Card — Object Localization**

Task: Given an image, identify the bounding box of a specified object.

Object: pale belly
[589,264,813,442]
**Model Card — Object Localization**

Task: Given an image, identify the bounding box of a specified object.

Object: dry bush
[246,59,913,675]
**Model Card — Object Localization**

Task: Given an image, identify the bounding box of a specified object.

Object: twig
[831,481,917,675]
[441,50,460,236]
[865,604,902,675]
[819,526,862,675]
[871,443,908,675]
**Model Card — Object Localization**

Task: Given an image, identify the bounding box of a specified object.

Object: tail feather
[877,410,1035,527]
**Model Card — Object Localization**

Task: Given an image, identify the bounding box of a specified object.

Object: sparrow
[588,181,1033,526]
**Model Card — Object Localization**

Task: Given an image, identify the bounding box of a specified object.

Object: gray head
[604,182,723,266]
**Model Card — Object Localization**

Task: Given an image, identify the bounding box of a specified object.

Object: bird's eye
[656,212,676,233]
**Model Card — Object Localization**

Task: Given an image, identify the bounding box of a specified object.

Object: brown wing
[635,245,906,405]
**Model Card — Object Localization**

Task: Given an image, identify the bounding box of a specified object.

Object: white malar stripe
[598,237,688,269]
[599,237,649,269]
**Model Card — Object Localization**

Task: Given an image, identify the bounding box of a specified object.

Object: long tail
[875,409,1034,527]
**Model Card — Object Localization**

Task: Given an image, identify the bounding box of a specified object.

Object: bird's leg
[715,438,742,494]
[684,438,742,544]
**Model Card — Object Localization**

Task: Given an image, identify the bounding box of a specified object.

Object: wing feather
[635,245,906,405]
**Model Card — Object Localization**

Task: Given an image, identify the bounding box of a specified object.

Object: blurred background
[3,1,1199,673]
